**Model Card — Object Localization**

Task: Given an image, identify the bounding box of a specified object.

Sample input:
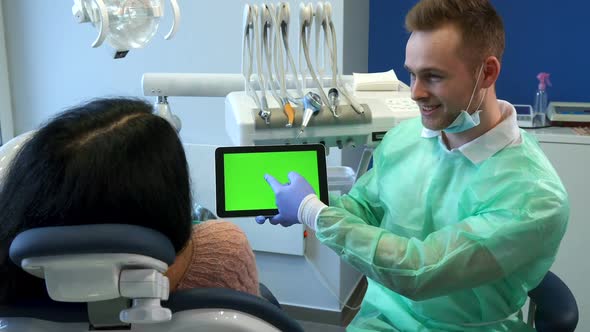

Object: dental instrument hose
[326,16,364,115]
[253,5,271,124]
[263,12,284,105]
[270,6,297,127]
[300,24,336,117]
[281,21,304,103]
[275,3,303,104]
[243,19,263,113]
[263,7,296,128]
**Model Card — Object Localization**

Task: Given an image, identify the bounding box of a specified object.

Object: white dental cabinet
[528,127,590,331]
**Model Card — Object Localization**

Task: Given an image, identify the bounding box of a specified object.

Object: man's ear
[481,56,501,89]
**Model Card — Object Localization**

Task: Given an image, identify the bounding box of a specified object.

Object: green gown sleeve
[317,164,569,301]
[327,165,385,228]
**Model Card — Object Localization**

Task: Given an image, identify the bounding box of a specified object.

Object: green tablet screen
[215,144,328,217]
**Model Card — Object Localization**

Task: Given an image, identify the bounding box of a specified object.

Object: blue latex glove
[255,172,315,227]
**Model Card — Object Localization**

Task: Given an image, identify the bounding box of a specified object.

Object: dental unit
[142,1,419,173]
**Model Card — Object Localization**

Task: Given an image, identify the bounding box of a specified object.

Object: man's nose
[411,79,428,101]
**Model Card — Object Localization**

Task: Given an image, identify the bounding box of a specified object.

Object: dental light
[71,0,180,59]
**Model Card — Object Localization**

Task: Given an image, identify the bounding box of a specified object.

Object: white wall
[0,2,14,144]
[1,0,367,146]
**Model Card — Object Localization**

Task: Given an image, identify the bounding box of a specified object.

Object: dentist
[257,0,569,331]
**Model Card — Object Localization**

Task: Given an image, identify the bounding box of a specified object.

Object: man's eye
[426,74,442,82]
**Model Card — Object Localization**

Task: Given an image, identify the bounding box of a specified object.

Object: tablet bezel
[215,144,329,218]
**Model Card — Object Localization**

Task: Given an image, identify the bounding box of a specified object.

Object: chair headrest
[10,224,176,266]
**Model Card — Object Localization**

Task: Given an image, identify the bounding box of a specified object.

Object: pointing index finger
[264,174,283,192]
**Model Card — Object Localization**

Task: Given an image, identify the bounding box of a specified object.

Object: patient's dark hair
[0,98,192,303]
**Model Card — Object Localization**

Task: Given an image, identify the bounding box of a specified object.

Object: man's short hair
[405,0,505,69]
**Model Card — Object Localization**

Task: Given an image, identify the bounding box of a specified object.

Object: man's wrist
[298,194,327,231]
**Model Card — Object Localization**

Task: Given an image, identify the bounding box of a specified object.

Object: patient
[0,98,259,304]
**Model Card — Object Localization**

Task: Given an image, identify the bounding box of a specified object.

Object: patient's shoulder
[193,220,247,239]
[178,221,259,296]
[191,220,253,250]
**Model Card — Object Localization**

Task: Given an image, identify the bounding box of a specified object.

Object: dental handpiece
[282,98,296,127]
[297,91,322,138]
[328,88,339,115]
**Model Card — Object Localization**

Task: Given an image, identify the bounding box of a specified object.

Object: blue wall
[369,1,589,105]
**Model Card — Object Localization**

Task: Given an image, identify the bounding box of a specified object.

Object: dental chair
[0,224,304,332]
[527,271,579,332]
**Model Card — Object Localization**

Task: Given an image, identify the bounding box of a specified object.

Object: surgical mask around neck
[444,64,486,134]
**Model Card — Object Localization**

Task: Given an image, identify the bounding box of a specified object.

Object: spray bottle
[533,72,551,128]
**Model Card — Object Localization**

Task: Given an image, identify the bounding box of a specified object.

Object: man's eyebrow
[404,65,445,74]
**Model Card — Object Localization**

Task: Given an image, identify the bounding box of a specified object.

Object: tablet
[215,144,329,218]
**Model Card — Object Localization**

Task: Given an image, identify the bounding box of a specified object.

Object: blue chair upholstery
[528,271,578,332]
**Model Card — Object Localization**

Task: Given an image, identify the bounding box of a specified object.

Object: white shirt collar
[420,100,522,164]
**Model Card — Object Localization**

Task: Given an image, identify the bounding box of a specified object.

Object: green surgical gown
[316,117,569,331]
